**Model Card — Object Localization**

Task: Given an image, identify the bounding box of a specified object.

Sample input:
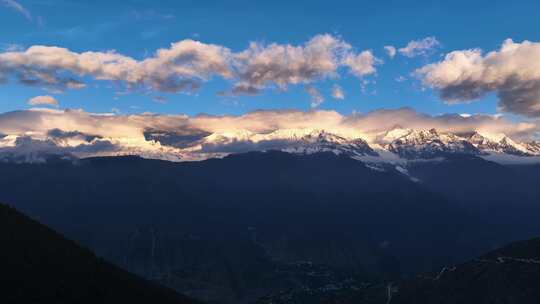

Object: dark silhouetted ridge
[0,203,198,304]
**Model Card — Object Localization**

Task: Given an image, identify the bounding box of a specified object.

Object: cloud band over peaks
[0,108,537,162]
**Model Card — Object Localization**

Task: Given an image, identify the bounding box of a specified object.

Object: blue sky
[1,0,540,117]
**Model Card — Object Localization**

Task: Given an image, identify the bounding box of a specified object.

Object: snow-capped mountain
[379,128,480,159]
[1,126,540,164]
[371,128,540,159]
[526,141,540,154]
[187,129,378,157]
[465,132,531,156]
[258,129,378,157]
[194,127,540,162]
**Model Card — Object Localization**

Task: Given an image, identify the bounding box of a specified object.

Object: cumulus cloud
[342,50,381,77]
[141,40,232,92]
[232,35,347,93]
[27,95,58,107]
[0,34,380,96]
[417,39,540,117]
[384,45,396,58]
[331,84,345,100]
[230,34,380,95]
[0,40,231,93]
[1,0,31,21]
[399,36,440,58]
[305,86,324,108]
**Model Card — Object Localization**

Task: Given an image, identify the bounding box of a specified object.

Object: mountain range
[2,126,540,164]
[2,112,540,303]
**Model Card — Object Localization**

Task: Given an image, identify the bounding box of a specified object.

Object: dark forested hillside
[0,202,197,304]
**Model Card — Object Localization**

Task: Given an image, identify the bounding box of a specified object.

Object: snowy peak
[199,128,378,157]
[145,127,540,162]
[466,132,534,156]
[525,141,540,154]
[375,127,540,159]
[381,128,479,159]
[251,128,355,145]
[2,126,539,164]
[281,131,378,157]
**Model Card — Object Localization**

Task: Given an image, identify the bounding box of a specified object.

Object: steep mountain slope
[0,203,197,304]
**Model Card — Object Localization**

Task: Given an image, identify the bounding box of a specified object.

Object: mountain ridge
[0,202,198,304]
[2,126,540,164]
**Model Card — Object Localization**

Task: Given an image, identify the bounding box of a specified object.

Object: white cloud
[384,45,396,58]
[0,34,380,97]
[305,86,324,108]
[142,40,232,92]
[399,36,440,58]
[232,35,347,93]
[416,39,540,117]
[0,107,536,146]
[342,50,381,77]
[1,0,31,21]
[27,95,58,107]
[0,40,231,93]
[331,84,345,100]
[231,34,380,95]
